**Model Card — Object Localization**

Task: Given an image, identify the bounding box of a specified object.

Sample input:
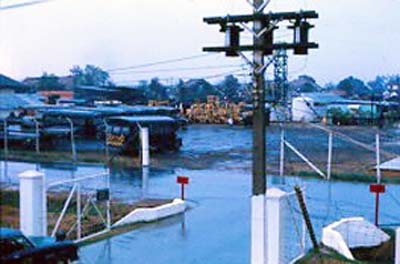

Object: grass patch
[296,170,400,184]
[1,188,172,241]
[296,248,361,264]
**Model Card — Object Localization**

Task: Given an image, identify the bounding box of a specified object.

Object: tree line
[33,64,400,103]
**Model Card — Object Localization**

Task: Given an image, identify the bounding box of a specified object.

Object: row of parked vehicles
[0,105,187,155]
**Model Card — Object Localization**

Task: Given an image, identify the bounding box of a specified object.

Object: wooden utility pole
[253,0,267,195]
[203,3,318,263]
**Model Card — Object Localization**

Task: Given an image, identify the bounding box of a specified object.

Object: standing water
[1,125,399,263]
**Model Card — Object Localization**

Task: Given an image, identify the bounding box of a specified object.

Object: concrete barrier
[322,222,354,260]
[113,199,186,227]
[322,217,390,261]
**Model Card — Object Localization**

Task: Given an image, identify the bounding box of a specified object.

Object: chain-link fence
[272,123,400,183]
[280,190,310,263]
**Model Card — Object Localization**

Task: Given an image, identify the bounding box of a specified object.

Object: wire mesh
[280,190,310,264]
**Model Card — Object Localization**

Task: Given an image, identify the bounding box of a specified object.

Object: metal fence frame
[47,171,111,242]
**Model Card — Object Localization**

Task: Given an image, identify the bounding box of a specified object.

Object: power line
[115,68,249,85]
[107,53,218,72]
[0,0,53,10]
[109,64,246,75]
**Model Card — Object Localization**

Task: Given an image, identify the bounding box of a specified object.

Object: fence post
[34,118,40,154]
[76,183,81,239]
[327,132,333,180]
[140,127,150,166]
[106,169,111,230]
[3,119,8,157]
[376,132,381,183]
[279,129,285,177]
[19,170,47,237]
[266,188,288,264]
[396,228,400,264]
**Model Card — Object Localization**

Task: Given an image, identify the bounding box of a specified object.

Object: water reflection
[141,166,149,199]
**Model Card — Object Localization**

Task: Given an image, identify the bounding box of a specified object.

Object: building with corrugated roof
[0,73,32,93]
[74,85,146,104]
[0,74,43,118]
[292,92,344,122]
[375,156,400,177]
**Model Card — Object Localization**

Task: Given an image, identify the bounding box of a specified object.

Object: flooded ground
[1,124,399,263]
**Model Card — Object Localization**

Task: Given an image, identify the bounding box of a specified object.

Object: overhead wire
[107,53,218,72]
[115,67,250,85]
[0,0,53,10]
[109,64,247,75]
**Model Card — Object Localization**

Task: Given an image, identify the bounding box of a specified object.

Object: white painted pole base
[140,127,150,167]
[266,188,288,264]
[251,194,266,264]
[19,170,47,237]
[396,228,400,264]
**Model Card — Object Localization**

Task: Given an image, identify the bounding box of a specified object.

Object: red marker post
[370,184,385,227]
[177,176,189,200]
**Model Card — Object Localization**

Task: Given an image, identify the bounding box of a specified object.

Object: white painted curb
[112,199,186,227]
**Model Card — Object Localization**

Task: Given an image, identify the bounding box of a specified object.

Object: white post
[251,194,266,264]
[66,117,77,162]
[396,228,400,264]
[279,129,285,177]
[376,132,381,183]
[19,170,47,237]
[327,132,333,180]
[266,188,288,264]
[140,127,150,167]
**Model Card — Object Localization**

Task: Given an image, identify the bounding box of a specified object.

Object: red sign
[177,176,189,185]
[370,184,385,193]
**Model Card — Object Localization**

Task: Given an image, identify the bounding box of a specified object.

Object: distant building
[74,85,146,105]
[37,91,74,105]
[292,93,344,122]
[375,156,400,177]
[292,92,399,124]
[384,82,399,101]
[0,74,43,118]
[0,73,32,93]
[23,75,74,91]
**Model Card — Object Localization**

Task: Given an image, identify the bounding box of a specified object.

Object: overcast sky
[0,0,399,85]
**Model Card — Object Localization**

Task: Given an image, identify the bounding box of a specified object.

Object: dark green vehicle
[0,228,78,263]
[106,115,183,154]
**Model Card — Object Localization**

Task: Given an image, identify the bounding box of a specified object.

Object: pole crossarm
[203,43,319,53]
[203,10,318,25]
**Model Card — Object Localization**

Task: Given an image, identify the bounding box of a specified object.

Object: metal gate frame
[47,171,111,242]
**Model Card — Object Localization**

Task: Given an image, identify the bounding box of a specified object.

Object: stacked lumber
[186,96,246,124]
